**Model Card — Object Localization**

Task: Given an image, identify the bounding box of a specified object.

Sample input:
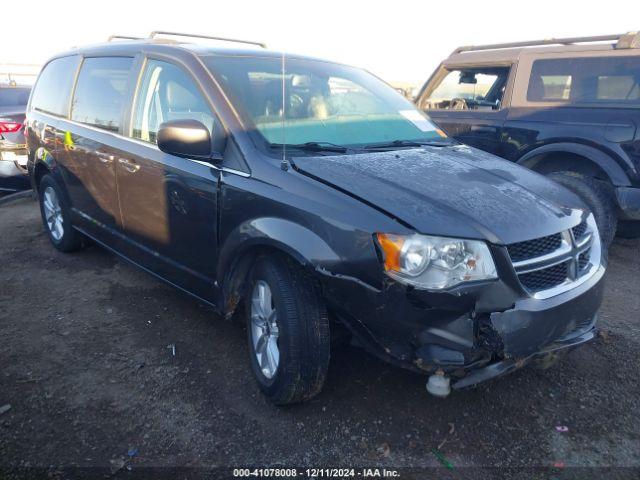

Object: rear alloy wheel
[246,255,330,405]
[38,175,83,252]
[43,187,64,241]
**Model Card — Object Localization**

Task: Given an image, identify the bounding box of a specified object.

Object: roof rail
[149,31,266,49]
[108,35,144,42]
[617,31,640,49]
[453,32,639,54]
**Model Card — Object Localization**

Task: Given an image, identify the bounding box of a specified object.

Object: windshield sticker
[399,110,435,132]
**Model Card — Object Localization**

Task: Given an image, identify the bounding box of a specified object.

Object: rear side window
[31,56,80,116]
[71,57,134,132]
[527,56,640,105]
[0,88,31,107]
[131,59,215,144]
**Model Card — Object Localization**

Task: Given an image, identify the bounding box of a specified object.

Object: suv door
[61,56,135,241]
[504,52,640,167]
[117,58,221,302]
[416,66,512,155]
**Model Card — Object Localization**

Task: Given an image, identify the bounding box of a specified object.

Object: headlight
[376,233,497,289]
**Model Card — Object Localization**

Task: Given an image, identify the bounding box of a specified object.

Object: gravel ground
[1,196,639,479]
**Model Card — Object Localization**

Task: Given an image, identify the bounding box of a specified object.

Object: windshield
[204,56,443,148]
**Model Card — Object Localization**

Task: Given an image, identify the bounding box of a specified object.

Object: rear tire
[246,254,330,405]
[38,175,83,253]
[546,171,617,248]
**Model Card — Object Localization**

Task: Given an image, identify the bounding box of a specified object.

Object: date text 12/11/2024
[233,468,401,478]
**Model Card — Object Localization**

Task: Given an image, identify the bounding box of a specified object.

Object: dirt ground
[1,196,639,479]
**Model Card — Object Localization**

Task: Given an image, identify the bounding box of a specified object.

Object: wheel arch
[32,147,60,192]
[217,217,340,318]
[517,143,630,187]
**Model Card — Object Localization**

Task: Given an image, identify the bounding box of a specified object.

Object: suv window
[31,56,80,116]
[71,57,134,132]
[527,56,640,105]
[131,60,215,144]
[421,67,510,111]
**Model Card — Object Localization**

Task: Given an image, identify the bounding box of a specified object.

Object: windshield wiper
[269,141,352,153]
[363,139,454,150]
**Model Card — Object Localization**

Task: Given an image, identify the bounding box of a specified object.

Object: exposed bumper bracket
[451,328,595,389]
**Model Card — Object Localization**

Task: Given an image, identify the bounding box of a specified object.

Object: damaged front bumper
[320,255,605,390]
[452,325,595,389]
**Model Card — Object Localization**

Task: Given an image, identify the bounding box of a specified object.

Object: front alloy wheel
[250,280,280,379]
[246,255,330,405]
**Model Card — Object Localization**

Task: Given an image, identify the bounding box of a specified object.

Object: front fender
[216,217,346,315]
[218,217,341,283]
[518,142,630,187]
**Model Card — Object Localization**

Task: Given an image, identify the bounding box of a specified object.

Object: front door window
[420,67,510,111]
[131,60,215,144]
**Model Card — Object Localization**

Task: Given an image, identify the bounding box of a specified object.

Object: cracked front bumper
[320,253,605,389]
[452,325,595,389]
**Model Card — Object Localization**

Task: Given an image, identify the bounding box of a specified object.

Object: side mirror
[157,119,222,162]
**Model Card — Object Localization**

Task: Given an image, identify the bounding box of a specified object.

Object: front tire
[246,254,330,405]
[546,171,617,248]
[38,175,83,252]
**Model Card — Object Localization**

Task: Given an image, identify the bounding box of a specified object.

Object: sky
[2,0,639,86]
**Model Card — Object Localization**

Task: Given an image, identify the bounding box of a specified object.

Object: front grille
[506,233,562,262]
[578,249,591,271]
[508,219,599,296]
[572,221,588,241]
[519,261,569,291]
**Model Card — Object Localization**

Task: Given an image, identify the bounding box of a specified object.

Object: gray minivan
[26,32,605,404]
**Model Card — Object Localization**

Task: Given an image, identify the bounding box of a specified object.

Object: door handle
[118,157,140,173]
[96,151,116,164]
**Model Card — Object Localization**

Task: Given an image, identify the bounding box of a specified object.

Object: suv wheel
[246,254,330,405]
[38,175,83,252]
[546,171,617,248]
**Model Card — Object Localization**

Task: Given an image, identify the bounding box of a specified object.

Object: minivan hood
[293,145,586,245]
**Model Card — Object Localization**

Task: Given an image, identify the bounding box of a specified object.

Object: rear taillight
[0,121,22,133]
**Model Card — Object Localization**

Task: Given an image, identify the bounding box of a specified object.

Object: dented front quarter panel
[216,158,407,306]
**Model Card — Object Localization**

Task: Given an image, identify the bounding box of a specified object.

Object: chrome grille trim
[511,233,572,272]
[507,215,602,299]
